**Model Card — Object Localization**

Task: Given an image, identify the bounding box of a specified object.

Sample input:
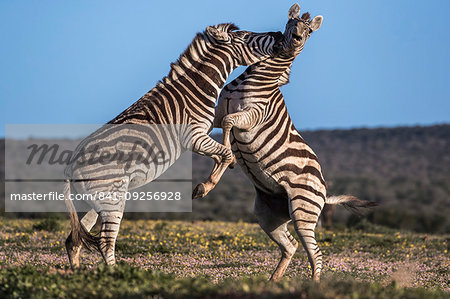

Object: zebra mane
[301,12,311,22]
[160,23,239,85]
[214,23,239,33]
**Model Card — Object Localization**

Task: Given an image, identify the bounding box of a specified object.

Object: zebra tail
[64,180,100,252]
[325,195,378,216]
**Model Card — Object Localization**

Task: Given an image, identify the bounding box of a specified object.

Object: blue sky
[1,0,449,137]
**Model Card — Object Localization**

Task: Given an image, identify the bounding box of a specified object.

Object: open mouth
[292,33,302,41]
[292,33,302,42]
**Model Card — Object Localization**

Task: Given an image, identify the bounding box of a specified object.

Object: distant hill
[1,124,449,233]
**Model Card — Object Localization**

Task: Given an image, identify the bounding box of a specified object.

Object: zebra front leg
[192,158,234,199]
[191,133,235,198]
[221,108,261,146]
[254,191,298,281]
[193,108,262,198]
[65,209,98,269]
[283,179,325,281]
[221,108,263,170]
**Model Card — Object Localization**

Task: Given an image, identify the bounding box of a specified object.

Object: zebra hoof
[229,160,237,169]
[228,156,237,169]
[192,183,207,199]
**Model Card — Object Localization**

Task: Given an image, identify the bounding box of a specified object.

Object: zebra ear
[310,16,323,32]
[288,3,300,19]
[206,26,230,42]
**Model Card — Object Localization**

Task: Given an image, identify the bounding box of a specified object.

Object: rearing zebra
[64,23,284,268]
[208,4,377,281]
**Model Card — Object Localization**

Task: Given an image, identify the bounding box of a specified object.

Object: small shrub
[32,218,61,232]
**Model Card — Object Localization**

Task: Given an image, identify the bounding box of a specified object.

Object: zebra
[64,23,285,269]
[204,4,378,281]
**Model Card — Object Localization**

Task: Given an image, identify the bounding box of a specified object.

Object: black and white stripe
[64,23,284,268]
[212,5,376,281]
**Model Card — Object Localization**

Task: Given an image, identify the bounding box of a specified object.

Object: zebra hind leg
[288,191,324,281]
[254,192,298,281]
[91,178,128,265]
[98,207,125,265]
[65,209,99,268]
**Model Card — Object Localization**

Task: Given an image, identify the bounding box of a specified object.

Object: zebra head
[205,23,284,66]
[282,3,323,56]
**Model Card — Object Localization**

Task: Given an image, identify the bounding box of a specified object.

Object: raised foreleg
[220,108,263,146]
[191,130,236,198]
[193,108,263,198]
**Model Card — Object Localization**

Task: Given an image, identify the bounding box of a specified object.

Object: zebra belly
[233,135,285,194]
[239,160,284,194]
[127,157,179,190]
[69,153,180,191]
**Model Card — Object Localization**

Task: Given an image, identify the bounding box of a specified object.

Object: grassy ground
[0,218,448,298]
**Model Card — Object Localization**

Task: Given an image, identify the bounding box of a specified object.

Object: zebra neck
[246,56,295,85]
[161,33,236,102]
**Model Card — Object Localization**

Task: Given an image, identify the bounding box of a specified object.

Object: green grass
[0,218,448,298]
[0,264,448,299]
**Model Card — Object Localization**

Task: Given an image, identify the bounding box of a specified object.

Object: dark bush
[32,218,61,232]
